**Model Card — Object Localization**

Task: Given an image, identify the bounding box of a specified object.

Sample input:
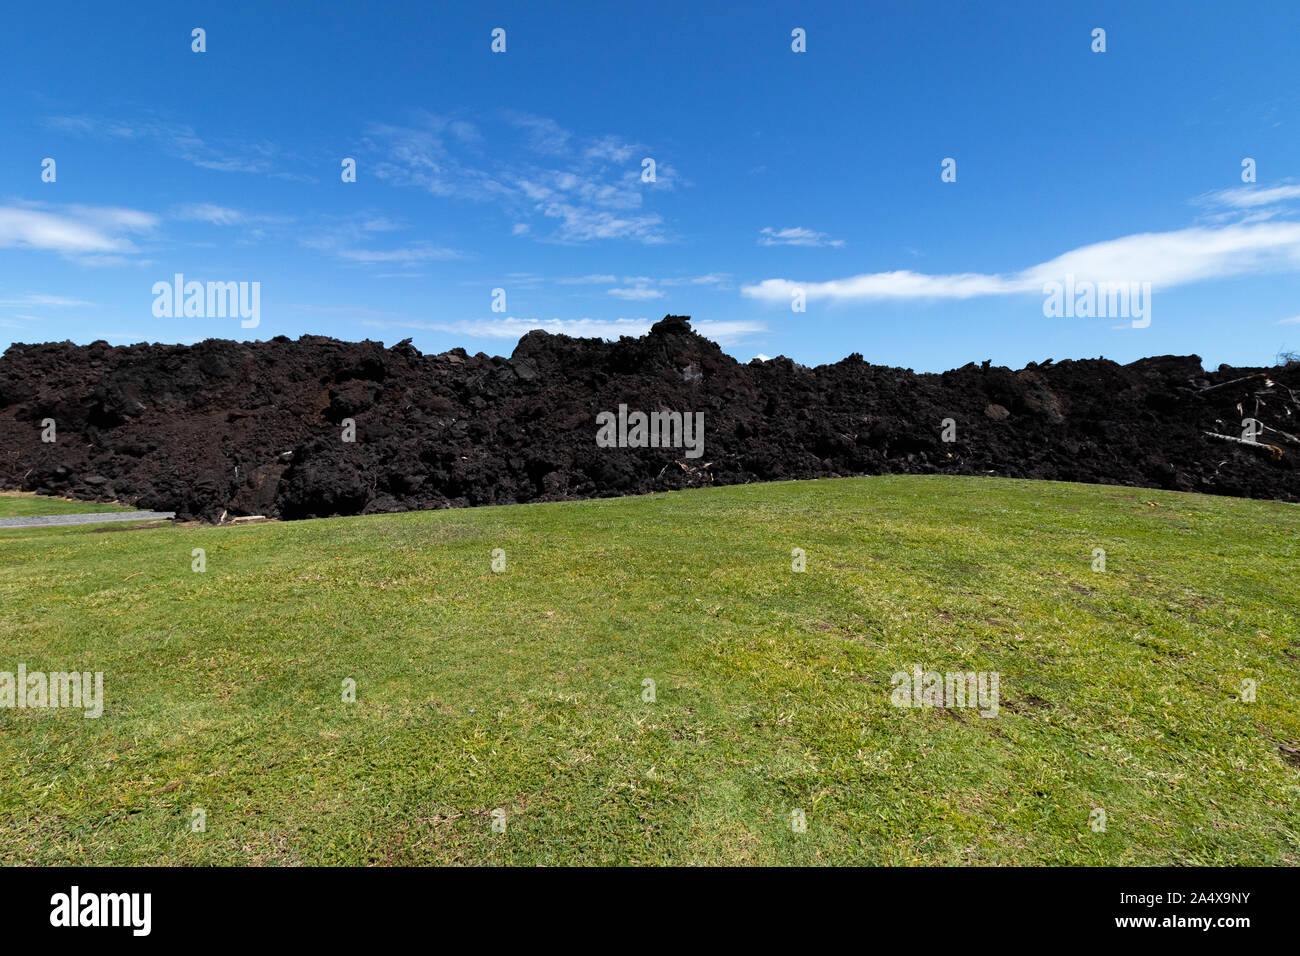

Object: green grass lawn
[0,492,134,518]
[1,475,1297,865]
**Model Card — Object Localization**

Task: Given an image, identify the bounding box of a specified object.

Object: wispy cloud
[172,203,294,227]
[1202,184,1300,210]
[360,217,405,232]
[335,245,461,264]
[366,110,675,244]
[43,113,315,182]
[505,112,572,156]
[557,274,619,285]
[173,203,245,226]
[607,285,664,300]
[372,317,653,340]
[1275,314,1300,325]
[0,203,158,261]
[0,291,96,332]
[686,319,764,344]
[364,316,764,345]
[0,293,94,308]
[658,273,731,287]
[759,226,845,248]
[743,221,1300,304]
[297,214,461,267]
[557,273,732,296]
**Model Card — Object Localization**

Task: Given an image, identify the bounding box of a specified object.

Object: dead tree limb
[1203,432,1284,460]
[1198,372,1269,394]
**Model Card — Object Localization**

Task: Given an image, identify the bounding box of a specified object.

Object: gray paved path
[0,511,175,528]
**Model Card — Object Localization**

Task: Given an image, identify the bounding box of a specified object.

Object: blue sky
[2,0,1299,371]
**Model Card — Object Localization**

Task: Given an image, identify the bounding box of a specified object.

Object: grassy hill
[1,476,1297,865]
[0,493,133,518]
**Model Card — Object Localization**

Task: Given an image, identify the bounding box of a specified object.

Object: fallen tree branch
[1261,424,1300,444]
[1198,372,1270,394]
[1203,431,1284,460]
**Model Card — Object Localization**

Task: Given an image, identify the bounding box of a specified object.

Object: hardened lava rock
[0,316,1296,520]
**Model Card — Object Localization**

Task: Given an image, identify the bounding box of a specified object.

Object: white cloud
[75,255,137,268]
[0,293,96,332]
[658,273,731,287]
[759,226,845,248]
[1275,315,1300,325]
[1022,223,1300,288]
[363,316,765,345]
[42,115,139,138]
[0,204,158,259]
[585,135,637,164]
[367,111,672,244]
[743,221,1300,304]
[532,202,665,244]
[0,293,94,308]
[506,113,572,156]
[369,317,651,340]
[298,215,460,265]
[1203,184,1300,209]
[174,203,244,225]
[555,273,731,294]
[743,270,1019,303]
[336,245,461,263]
[557,274,618,285]
[173,203,295,228]
[44,113,314,182]
[607,286,664,300]
[63,205,158,234]
[688,320,765,343]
